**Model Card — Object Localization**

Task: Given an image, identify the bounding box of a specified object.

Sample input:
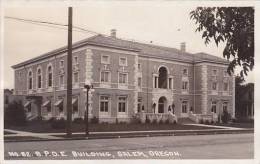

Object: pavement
[4,123,254,142]
[4,133,254,159]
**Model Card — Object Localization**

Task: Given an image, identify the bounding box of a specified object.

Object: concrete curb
[4,128,254,142]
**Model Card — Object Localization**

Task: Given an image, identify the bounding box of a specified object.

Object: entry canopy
[42,100,51,107]
[54,99,63,107]
[24,101,31,108]
[72,98,78,105]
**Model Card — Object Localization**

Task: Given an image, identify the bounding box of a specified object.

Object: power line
[5,16,102,35]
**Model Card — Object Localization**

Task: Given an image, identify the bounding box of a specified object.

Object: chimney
[110,29,116,38]
[180,42,186,52]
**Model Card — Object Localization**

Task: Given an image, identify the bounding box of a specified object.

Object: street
[4,133,253,159]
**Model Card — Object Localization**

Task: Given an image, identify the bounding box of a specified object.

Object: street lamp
[84,81,93,136]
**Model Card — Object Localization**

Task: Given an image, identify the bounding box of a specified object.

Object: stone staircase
[177,117,196,124]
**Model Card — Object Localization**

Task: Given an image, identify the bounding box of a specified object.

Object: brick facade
[12,33,235,123]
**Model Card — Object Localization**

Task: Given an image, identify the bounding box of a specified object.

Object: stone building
[12,30,235,123]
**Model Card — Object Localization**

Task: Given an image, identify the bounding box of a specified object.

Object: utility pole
[66,7,73,137]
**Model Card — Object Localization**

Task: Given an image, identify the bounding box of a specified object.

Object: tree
[4,100,27,127]
[190,7,254,79]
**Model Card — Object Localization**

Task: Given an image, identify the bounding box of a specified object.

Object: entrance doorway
[158,96,167,113]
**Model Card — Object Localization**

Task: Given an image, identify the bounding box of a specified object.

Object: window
[224,70,229,77]
[158,67,168,89]
[119,57,127,66]
[223,82,228,91]
[154,76,158,88]
[100,96,109,112]
[118,96,127,113]
[182,101,188,113]
[138,77,142,87]
[73,72,79,83]
[212,69,217,76]
[138,63,141,70]
[212,82,217,90]
[47,66,53,87]
[60,75,64,86]
[101,55,110,64]
[72,98,78,113]
[60,60,64,68]
[223,102,228,112]
[182,81,188,90]
[101,71,110,83]
[138,98,142,112]
[73,56,78,65]
[168,78,173,89]
[119,73,127,84]
[28,71,33,90]
[211,101,217,113]
[183,69,188,76]
[37,68,42,89]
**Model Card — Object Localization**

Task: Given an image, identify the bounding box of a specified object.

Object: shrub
[91,116,99,124]
[73,117,84,124]
[4,100,27,127]
[152,119,157,124]
[205,120,210,125]
[159,119,164,124]
[130,115,141,124]
[173,120,177,124]
[221,110,231,124]
[145,116,151,124]
[50,118,66,129]
[165,119,170,124]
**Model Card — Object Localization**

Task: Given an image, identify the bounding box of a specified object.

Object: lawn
[214,122,254,129]
[5,120,223,133]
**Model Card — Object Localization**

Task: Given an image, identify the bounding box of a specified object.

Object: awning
[54,99,63,107]
[72,98,78,105]
[24,101,31,108]
[42,100,51,107]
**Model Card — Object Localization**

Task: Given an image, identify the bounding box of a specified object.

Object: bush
[205,120,210,125]
[165,119,170,124]
[145,116,151,124]
[221,110,231,124]
[4,100,27,127]
[73,117,84,124]
[173,120,177,124]
[152,119,157,124]
[130,115,141,124]
[159,119,164,124]
[199,119,204,124]
[50,118,66,129]
[90,116,99,124]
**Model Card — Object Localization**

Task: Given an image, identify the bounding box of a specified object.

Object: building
[12,29,235,123]
[235,83,254,119]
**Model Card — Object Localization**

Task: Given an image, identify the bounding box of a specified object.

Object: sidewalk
[4,123,254,142]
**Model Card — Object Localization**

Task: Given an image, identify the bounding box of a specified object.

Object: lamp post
[84,82,93,136]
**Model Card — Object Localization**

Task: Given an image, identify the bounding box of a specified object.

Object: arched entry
[158,96,167,113]
[158,67,168,89]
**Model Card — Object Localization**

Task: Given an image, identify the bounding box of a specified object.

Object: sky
[3,1,255,89]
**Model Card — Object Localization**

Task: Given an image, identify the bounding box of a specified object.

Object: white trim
[27,68,33,91]
[99,95,111,118]
[101,55,110,64]
[46,63,54,88]
[118,72,128,89]
[119,57,128,66]
[117,96,128,118]
[87,45,138,56]
[138,56,193,66]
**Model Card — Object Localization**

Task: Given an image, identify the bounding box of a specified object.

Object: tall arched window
[158,67,168,89]
[37,68,42,89]
[47,65,53,87]
[28,70,33,90]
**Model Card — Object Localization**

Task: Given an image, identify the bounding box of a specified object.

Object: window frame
[118,72,128,84]
[211,101,217,113]
[100,71,111,83]
[36,67,42,89]
[118,96,127,114]
[181,101,188,113]
[101,55,110,64]
[100,95,110,113]
[119,57,127,66]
